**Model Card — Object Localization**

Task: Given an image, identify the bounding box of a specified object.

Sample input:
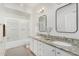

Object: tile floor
[5,46,34,56]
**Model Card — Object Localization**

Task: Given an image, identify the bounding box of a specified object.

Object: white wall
[47,3,79,39]
[19,19,30,39]
[0,5,31,49]
[0,5,30,52]
[29,4,49,36]
[31,3,79,39]
[0,4,30,20]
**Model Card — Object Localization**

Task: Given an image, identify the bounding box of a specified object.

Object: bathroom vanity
[28,35,79,56]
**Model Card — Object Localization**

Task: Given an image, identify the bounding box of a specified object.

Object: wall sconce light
[39,7,47,14]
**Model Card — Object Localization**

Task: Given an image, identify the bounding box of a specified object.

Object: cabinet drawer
[56,48,73,56]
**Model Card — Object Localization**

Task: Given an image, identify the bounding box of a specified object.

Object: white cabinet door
[30,38,74,56]
[40,42,45,56]
[34,39,38,55]
[37,41,43,56]
[37,41,56,56]
[56,48,73,56]
[33,40,45,56]
[43,43,55,56]
[0,24,3,42]
[47,45,56,56]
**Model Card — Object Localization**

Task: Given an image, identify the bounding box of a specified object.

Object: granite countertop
[30,36,79,56]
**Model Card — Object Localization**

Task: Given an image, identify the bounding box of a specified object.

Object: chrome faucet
[46,27,52,40]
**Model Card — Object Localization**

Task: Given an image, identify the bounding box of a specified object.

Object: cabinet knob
[57,52,60,54]
[52,49,55,51]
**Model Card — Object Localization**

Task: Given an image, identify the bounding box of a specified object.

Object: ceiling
[0,3,69,14]
[1,3,39,13]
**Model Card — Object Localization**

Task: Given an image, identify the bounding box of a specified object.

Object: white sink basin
[51,41,72,47]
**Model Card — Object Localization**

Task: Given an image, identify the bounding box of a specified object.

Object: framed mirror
[55,3,78,33]
[39,15,47,32]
